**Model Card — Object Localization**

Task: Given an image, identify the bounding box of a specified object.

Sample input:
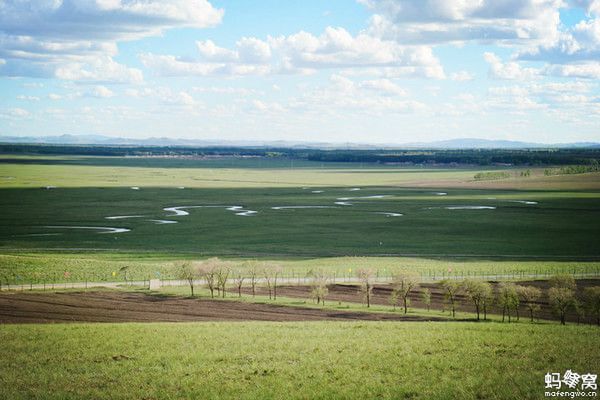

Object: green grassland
[2,155,600,400]
[2,253,600,284]
[3,157,600,189]
[1,185,599,257]
[1,156,600,282]
[1,321,598,399]
[0,161,486,188]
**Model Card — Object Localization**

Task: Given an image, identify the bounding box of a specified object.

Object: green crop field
[1,321,598,399]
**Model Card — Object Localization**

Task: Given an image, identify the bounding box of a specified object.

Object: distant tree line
[2,144,600,167]
[305,149,600,166]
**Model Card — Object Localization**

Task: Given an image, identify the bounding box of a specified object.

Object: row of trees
[175,261,600,325]
[177,258,282,300]
[355,269,600,325]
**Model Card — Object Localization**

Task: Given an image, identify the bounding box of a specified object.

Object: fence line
[2,267,600,292]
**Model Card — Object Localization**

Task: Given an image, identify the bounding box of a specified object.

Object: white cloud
[48,93,62,100]
[288,74,425,115]
[543,62,600,78]
[0,107,30,118]
[54,56,143,83]
[360,0,562,45]
[484,52,539,80]
[142,26,445,79]
[16,95,40,101]
[250,99,285,113]
[358,78,407,95]
[450,71,474,81]
[572,0,600,16]
[0,0,223,81]
[0,0,223,40]
[516,17,600,78]
[124,86,198,108]
[88,85,114,98]
[163,91,197,107]
[487,81,599,114]
[192,86,259,96]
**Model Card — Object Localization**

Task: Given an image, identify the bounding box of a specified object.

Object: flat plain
[1,154,599,400]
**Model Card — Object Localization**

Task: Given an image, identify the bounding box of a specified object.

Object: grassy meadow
[1,321,598,399]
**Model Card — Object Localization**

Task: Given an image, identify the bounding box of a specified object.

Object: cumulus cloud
[450,71,474,81]
[517,17,600,78]
[543,62,600,78]
[287,74,424,115]
[360,0,562,45]
[484,52,539,80]
[486,80,599,116]
[88,85,114,98]
[141,26,445,78]
[572,0,600,16]
[0,0,223,82]
[358,78,407,95]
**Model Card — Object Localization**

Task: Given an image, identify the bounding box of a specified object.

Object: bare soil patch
[0,291,446,324]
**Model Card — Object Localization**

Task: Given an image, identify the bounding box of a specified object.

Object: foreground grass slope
[1,322,598,399]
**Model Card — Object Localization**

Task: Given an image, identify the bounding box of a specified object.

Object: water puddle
[374,212,403,217]
[44,226,131,234]
[272,206,335,210]
[444,206,496,210]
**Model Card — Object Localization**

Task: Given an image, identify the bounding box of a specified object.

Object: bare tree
[273,265,281,300]
[357,268,375,308]
[119,266,130,286]
[198,258,219,298]
[391,272,420,314]
[463,279,492,321]
[583,287,600,326]
[233,269,245,298]
[310,270,329,305]
[247,262,259,297]
[176,261,197,297]
[516,285,542,322]
[498,282,519,323]
[440,279,461,318]
[263,264,282,300]
[421,288,431,312]
[215,263,231,298]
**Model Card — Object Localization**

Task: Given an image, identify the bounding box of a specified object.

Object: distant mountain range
[0,134,598,149]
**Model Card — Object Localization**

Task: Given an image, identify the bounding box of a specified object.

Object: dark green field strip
[1,186,599,258]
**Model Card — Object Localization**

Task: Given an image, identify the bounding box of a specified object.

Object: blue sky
[1,0,599,144]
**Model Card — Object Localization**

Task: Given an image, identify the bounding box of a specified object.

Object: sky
[0,0,599,145]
